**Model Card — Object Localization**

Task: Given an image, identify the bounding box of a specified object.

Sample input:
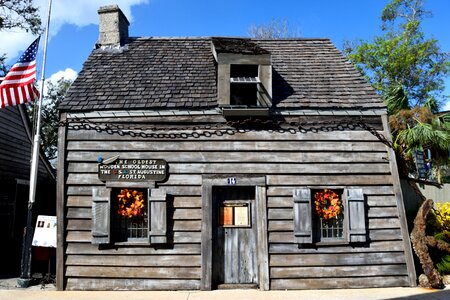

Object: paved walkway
[1,278,450,300]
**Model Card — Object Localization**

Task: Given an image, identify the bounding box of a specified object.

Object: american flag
[0,37,40,108]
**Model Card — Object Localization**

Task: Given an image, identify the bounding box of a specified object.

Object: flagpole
[18,0,52,287]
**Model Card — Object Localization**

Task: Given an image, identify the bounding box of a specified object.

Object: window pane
[230,64,258,77]
[113,188,148,242]
[320,215,344,239]
[230,83,258,106]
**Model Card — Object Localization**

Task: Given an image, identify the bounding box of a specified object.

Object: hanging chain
[58,116,393,147]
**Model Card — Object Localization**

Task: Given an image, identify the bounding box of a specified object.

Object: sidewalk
[1,278,450,300]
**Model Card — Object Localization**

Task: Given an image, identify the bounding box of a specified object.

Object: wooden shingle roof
[59,37,385,111]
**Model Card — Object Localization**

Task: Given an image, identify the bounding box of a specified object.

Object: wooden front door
[212,186,258,288]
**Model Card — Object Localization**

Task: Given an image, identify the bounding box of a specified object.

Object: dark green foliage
[0,0,41,34]
[433,231,450,275]
[436,255,450,275]
[0,0,42,76]
[29,78,73,166]
[344,0,450,109]
[0,54,7,77]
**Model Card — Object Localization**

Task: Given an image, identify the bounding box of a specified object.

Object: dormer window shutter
[92,187,111,244]
[346,188,367,243]
[148,188,167,244]
[293,188,313,244]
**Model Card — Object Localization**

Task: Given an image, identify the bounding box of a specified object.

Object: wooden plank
[269,219,401,232]
[268,229,403,243]
[66,242,201,255]
[67,219,91,230]
[173,208,202,220]
[270,264,408,278]
[368,207,399,218]
[66,185,202,197]
[201,181,212,290]
[66,141,386,154]
[67,196,91,207]
[173,197,202,208]
[270,276,410,290]
[267,197,292,208]
[66,231,201,243]
[173,220,202,231]
[156,186,202,196]
[66,164,390,182]
[267,175,393,186]
[67,130,381,142]
[66,255,201,267]
[269,241,405,254]
[267,186,394,197]
[66,151,389,164]
[369,218,401,229]
[65,266,201,278]
[256,185,269,291]
[270,252,406,267]
[268,208,293,220]
[66,278,200,291]
[66,174,103,185]
[367,196,397,207]
[169,163,391,174]
[382,114,417,287]
[269,220,293,231]
[67,207,91,219]
[369,229,403,241]
[56,112,67,291]
[65,214,202,229]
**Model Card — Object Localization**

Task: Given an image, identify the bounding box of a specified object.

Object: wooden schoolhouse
[56,5,417,291]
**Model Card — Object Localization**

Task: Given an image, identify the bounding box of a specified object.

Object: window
[220,202,251,227]
[313,189,344,242]
[230,65,259,106]
[293,188,366,245]
[211,37,272,115]
[113,188,148,242]
[91,186,167,245]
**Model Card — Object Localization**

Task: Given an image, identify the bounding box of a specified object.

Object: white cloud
[1,0,148,64]
[443,100,450,112]
[36,67,78,97]
[48,68,78,83]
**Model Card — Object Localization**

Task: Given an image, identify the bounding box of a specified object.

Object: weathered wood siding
[61,113,413,290]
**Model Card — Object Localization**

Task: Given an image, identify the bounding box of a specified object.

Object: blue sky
[2,0,450,109]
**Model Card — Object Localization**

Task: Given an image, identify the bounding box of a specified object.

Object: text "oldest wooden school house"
[56,5,417,291]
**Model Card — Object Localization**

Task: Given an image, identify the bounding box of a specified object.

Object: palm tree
[386,84,450,182]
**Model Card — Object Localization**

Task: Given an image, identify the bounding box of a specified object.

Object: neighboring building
[56,5,416,291]
[0,104,56,277]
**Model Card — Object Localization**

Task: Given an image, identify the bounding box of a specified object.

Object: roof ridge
[127,36,331,42]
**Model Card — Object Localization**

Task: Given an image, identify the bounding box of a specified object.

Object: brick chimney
[97,5,129,47]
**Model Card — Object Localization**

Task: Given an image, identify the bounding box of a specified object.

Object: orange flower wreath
[314,189,341,220]
[117,189,145,219]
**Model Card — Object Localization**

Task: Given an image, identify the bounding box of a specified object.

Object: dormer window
[211,37,272,116]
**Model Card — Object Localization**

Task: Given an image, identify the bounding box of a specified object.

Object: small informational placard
[98,158,167,182]
[32,215,57,248]
[414,151,427,179]
[234,206,249,226]
[220,203,251,227]
[220,206,233,225]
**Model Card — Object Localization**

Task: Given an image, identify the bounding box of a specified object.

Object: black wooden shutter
[346,188,367,243]
[148,188,167,244]
[92,187,111,244]
[293,188,312,244]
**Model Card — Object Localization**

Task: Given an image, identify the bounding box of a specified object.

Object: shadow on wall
[401,179,450,229]
[271,68,294,107]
